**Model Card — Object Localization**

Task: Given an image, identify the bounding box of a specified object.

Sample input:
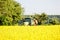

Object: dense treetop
[0,0,23,25]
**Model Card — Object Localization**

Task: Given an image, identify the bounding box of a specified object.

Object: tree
[49,17,60,25]
[34,13,48,25]
[0,0,23,25]
[40,13,48,24]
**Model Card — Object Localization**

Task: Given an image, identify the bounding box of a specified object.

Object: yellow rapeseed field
[0,25,60,40]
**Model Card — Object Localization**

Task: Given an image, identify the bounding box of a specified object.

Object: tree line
[32,13,60,25]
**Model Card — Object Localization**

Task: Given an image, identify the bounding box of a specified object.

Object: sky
[15,0,60,15]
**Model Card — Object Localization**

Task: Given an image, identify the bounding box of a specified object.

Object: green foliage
[34,13,48,25]
[49,17,60,25]
[34,13,60,25]
[0,0,23,25]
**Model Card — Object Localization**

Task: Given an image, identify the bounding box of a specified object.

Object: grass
[0,25,60,40]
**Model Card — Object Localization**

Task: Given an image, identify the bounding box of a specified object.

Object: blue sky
[15,0,60,15]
